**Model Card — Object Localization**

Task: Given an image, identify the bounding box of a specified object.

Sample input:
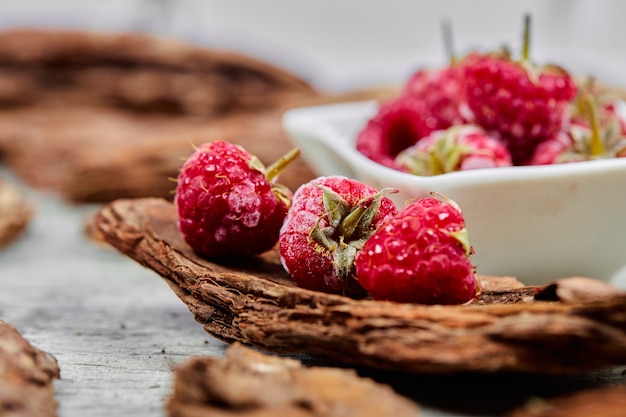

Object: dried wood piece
[0,29,399,203]
[535,277,626,304]
[0,321,60,417]
[166,342,419,417]
[0,28,314,202]
[0,178,33,248]
[0,95,399,202]
[94,197,626,374]
[508,385,626,417]
[0,105,317,202]
[0,29,317,115]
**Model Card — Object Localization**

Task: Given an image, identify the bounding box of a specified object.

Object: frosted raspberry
[404,65,467,129]
[175,141,296,258]
[530,96,626,164]
[461,52,577,164]
[279,176,398,297]
[395,124,512,175]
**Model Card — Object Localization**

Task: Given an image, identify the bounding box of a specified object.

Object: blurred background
[0,4,624,416]
[1,0,625,92]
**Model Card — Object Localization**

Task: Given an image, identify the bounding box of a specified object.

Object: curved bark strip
[94,198,626,374]
[0,321,60,417]
[0,178,33,249]
[0,29,316,115]
[508,385,626,417]
[166,343,420,417]
[0,29,400,203]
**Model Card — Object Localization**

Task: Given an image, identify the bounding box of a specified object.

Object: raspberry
[175,140,297,258]
[603,101,626,136]
[355,193,479,305]
[571,77,626,136]
[528,131,574,165]
[395,124,512,175]
[279,176,398,297]
[403,65,467,129]
[356,66,469,170]
[461,52,577,164]
[355,95,438,169]
[530,95,626,164]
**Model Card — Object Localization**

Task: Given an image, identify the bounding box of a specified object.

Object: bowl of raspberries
[283,22,626,288]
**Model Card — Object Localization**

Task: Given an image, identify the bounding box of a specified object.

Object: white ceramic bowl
[283,100,626,286]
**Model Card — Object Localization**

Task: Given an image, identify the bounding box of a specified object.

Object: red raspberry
[395,124,512,175]
[403,65,467,129]
[530,98,626,164]
[356,66,469,170]
[528,131,573,165]
[175,140,297,258]
[461,52,577,164]
[571,78,626,136]
[355,193,479,305]
[355,95,439,169]
[603,101,626,135]
[279,176,398,298]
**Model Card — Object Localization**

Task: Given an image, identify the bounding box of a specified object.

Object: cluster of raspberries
[357,40,626,174]
[175,141,479,306]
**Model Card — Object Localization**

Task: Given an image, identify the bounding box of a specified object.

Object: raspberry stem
[266,148,301,183]
[521,14,531,61]
[585,94,606,156]
[441,18,457,65]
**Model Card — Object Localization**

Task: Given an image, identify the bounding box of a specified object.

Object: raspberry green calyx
[448,227,472,256]
[395,125,512,175]
[279,176,399,298]
[397,126,470,175]
[310,186,395,293]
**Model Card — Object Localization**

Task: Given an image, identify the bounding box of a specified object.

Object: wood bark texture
[0,321,60,417]
[0,29,399,202]
[166,342,420,417]
[94,197,626,374]
[508,385,626,417]
[0,178,33,249]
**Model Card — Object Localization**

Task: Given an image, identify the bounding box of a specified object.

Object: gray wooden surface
[0,168,228,416]
[1,167,625,417]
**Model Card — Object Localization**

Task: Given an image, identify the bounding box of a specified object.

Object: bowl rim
[283,100,626,188]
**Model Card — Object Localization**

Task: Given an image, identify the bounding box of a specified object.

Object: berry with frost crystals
[279,176,398,298]
[175,140,297,257]
[395,124,512,175]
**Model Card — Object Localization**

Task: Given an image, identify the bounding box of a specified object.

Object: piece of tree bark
[0,321,60,417]
[166,342,419,417]
[94,197,626,374]
[0,29,317,115]
[507,385,626,417]
[0,178,33,248]
[0,29,399,203]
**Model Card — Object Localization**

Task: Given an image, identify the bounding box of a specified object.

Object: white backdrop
[0,1,625,91]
